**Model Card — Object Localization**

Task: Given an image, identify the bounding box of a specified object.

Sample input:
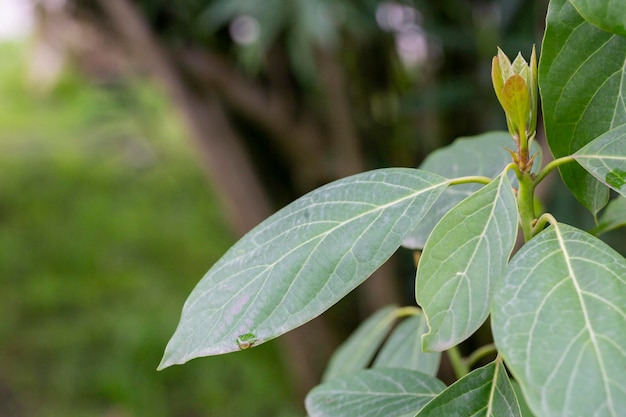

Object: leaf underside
[306,368,445,417]
[322,305,398,381]
[539,0,626,215]
[403,132,540,249]
[492,223,626,417]
[372,314,441,376]
[159,168,448,369]
[416,174,518,351]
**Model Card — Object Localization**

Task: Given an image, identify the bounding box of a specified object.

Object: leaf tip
[156,356,173,371]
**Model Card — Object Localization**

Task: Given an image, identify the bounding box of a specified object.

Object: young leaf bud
[491,46,538,142]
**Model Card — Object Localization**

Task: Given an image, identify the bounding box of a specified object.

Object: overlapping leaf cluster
[160,1,626,416]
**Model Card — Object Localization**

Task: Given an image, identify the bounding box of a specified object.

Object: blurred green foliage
[0,42,298,417]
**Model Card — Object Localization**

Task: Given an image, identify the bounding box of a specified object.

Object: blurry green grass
[0,42,298,417]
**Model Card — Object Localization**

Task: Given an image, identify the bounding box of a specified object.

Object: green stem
[465,344,497,369]
[532,212,559,235]
[516,169,536,242]
[394,306,421,318]
[447,346,469,379]
[448,176,492,186]
[533,156,576,186]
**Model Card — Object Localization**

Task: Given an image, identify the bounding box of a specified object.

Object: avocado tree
[159,1,626,416]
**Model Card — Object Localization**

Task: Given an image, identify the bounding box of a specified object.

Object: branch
[178,47,329,189]
[316,48,365,177]
[95,0,273,234]
[178,48,286,130]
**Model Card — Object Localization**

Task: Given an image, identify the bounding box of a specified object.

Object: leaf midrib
[553,223,615,415]
[422,175,512,346]
[183,177,449,351]
[576,155,626,160]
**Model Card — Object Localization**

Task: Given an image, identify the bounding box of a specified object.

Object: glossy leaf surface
[539,0,626,215]
[415,361,521,417]
[570,0,626,37]
[159,169,448,368]
[372,314,441,376]
[416,174,517,351]
[323,305,398,381]
[492,223,626,417]
[574,124,626,198]
[306,368,445,417]
[403,132,540,249]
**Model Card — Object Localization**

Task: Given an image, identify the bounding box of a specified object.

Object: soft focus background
[2,0,623,416]
[0,34,297,417]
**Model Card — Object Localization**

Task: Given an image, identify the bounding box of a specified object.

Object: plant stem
[516,169,536,242]
[532,212,559,234]
[466,344,497,369]
[517,127,530,171]
[448,176,492,186]
[533,155,576,186]
[394,306,421,318]
[447,345,469,379]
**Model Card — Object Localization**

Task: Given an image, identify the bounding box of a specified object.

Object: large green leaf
[492,222,626,417]
[323,305,398,381]
[306,368,445,417]
[591,196,626,236]
[415,361,522,417]
[403,132,540,249]
[539,0,626,215]
[416,174,518,351]
[372,314,441,376]
[574,123,626,198]
[159,169,448,369]
[569,0,626,37]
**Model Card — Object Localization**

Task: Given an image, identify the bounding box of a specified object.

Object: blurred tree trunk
[72,0,400,400]
[98,0,272,236]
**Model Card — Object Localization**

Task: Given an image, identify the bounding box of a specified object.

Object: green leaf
[574,123,626,198]
[510,381,537,417]
[323,305,398,381]
[591,196,626,236]
[569,0,626,37]
[501,75,531,134]
[158,168,448,369]
[415,361,522,417]
[306,368,445,417]
[492,222,626,417]
[372,314,441,376]
[416,174,518,351]
[403,132,540,249]
[539,0,626,215]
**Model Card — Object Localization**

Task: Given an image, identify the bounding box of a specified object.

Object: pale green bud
[492,46,538,140]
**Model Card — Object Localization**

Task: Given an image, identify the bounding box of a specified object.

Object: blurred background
[2,0,623,416]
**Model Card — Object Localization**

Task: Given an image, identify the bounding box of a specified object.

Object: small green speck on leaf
[236,333,258,350]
